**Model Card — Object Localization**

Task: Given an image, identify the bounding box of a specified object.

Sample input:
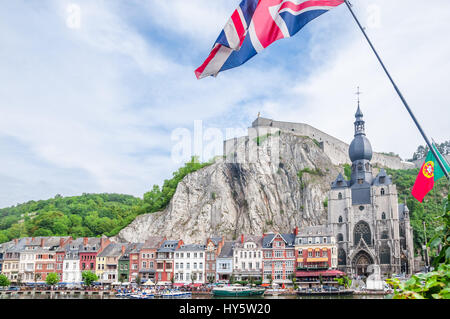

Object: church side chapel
[327,99,415,277]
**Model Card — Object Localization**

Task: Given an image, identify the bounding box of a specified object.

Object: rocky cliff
[114,132,344,244]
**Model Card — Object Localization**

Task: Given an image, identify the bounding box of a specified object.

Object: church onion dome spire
[349,104,373,162]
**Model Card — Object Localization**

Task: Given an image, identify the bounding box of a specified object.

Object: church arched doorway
[352,250,373,277]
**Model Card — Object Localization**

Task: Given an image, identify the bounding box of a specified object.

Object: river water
[1,293,388,300]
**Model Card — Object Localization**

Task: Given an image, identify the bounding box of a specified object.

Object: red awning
[296,270,346,277]
[173,283,184,287]
[261,283,270,287]
[193,283,202,287]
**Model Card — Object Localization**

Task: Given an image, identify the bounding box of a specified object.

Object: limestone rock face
[114,132,341,244]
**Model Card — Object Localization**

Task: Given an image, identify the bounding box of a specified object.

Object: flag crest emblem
[423,161,434,179]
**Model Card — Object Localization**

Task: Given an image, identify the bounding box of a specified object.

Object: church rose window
[354,221,371,246]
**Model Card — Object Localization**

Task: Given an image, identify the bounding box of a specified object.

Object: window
[315,251,320,257]
[315,237,320,244]
[381,212,386,220]
[308,251,312,257]
[338,192,342,200]
[298,249,303,256]
[338,216,343,223]
[308,237,312,244]
[381,188,385,195]
[323,237,327,243]
[337,233,344,242]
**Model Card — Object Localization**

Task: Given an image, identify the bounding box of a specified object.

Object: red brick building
[156,240,184,284]
[262,232,296,286]
[138,236,166,283]
[79,237,110,273]
[205,237,224,283]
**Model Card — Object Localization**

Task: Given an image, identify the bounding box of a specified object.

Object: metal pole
[344,0,449,180]
[422,221,429,272]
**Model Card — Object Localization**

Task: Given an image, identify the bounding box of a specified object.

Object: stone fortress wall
[223,117,416,170]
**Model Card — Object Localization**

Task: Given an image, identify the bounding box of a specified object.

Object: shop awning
[296,270,345,277]
[306,257,328,262]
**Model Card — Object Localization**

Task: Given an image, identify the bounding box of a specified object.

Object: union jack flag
[195,0,344,79]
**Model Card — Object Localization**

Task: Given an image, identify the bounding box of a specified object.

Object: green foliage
[385,168,449,253]
[386,195,450,299]
[343,163,352,180]
[0,274,10,287]
[386,263,450,299]
[45,273,59,286]
[334,276,352,289]
[297,167,324,180]
[323,197,328,208]
[82,271,98,286]
[141,156,212,215]
[0,193,141,243]
[427,194,450,267]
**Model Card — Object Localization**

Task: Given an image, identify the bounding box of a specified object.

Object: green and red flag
[411,144,449,202]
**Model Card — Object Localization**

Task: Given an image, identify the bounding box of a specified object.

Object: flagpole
[344,0,449,180]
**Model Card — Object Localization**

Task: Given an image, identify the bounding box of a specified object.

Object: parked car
[8,286,20,291]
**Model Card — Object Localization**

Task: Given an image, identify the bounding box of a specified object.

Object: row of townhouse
[0,226,340,286]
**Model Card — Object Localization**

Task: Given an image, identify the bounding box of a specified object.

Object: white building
[174,244,206,285]
[233,235,263,281]
[62,238,83,286]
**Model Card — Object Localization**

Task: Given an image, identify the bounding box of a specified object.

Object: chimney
[83,237,88,246]
[40,238,45,248]
[13,238,18,244]
[121,245,126,255]
[294,226,299,236]
[60,238,65,247]
[241,234,244,244]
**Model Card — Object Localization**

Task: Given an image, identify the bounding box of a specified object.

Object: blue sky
[0,0,449,207]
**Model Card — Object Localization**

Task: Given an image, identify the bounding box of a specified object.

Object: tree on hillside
[409,140,450,161]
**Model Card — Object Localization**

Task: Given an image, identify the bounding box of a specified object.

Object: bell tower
[348,89,373,204]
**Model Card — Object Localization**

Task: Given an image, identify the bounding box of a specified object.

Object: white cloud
[0,0,448,208]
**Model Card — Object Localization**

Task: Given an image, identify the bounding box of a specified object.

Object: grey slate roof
[262,233,295,248]
[331,173,349,189]
[143,236,165,249]
[157,240,179,252]
[97,243,127,257]
[372,168,392,186]
[296,225,332,237]
[176,244,205,251]
[398,203,409,220]
[234,235,262,248]
[217,241,235,258]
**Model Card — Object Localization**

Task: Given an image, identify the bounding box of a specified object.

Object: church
[327,103,415,277]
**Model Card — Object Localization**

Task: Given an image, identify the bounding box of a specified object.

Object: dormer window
[380,176,385,184]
